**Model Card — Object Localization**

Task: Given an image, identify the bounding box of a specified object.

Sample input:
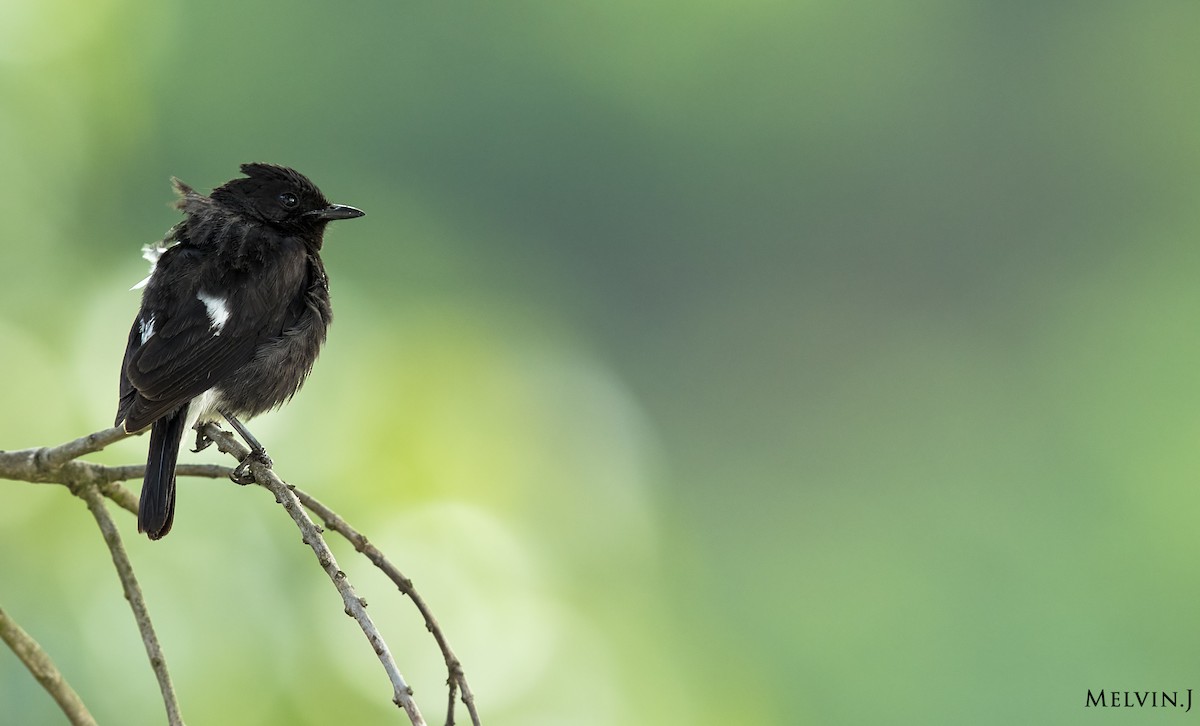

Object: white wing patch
[196,291,230,334]
[139,315,156,344]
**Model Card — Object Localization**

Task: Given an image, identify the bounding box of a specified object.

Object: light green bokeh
[3,2,1200,724]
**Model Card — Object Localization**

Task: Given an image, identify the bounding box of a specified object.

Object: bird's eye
[278,192,299,209]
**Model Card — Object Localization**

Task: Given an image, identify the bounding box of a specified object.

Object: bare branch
[78,486,184,726]
[1,440,230,517]
[197,423,428,725]
[41,426,131,468]
[293,488,481,726]
[446,679,459,726]
[3,426,471,724]
[0,605,97,726]
[98,464,232,515]
[96,479,139,515]
[102,463,234,483]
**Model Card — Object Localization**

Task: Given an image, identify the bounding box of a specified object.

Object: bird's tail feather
[139,407,186,539]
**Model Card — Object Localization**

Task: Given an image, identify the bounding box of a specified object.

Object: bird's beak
[307,204,365,221]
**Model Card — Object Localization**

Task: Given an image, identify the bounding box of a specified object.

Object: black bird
[115,163,364,539]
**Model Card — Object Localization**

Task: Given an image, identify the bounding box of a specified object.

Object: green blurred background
[2,2,1199,724]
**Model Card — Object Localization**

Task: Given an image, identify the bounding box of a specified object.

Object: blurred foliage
[3,1,1200,724]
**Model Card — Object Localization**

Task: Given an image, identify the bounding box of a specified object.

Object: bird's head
[209,163,364,236]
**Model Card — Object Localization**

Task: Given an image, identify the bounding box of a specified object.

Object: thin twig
[293,488,481,726]
[78,485,184,726]
[100,464,232,514]
[103,463,234,482]
[0,605,97,726]
[96,479,139,515]
[198,423,428,725]
[446,679,459,726]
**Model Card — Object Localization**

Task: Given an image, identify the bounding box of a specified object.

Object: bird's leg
[218,408,273,485]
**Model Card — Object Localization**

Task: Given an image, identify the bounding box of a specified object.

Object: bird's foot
[229,448,273,485]
[191,423,218,453]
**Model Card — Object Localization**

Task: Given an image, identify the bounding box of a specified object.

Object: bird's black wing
[114,318,142,427]
[118,239,306,432]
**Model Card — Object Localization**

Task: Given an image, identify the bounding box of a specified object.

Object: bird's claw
[229,449,273,485]
[191,424,216,453]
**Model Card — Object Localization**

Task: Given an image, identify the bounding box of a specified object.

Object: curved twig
[78,485,184,726]
[0,605,97,726]
[292,488,481,726]
[197,423,428,725]
[2,432,185,724]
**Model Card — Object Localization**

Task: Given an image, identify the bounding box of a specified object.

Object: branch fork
[0,426,481,726]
